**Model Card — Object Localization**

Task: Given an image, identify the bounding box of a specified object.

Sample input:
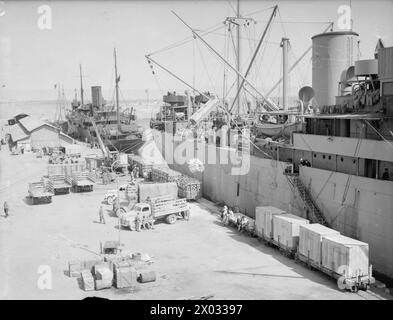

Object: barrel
[138,271,156,283]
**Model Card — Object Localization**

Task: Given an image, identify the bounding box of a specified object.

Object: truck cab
[120,203,151,229]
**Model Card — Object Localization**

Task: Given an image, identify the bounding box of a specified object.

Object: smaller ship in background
[51,83,70,134]
[66,49,143,153]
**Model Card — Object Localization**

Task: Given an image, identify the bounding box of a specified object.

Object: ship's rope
[196,30,281,45]
[277,7,287,38]
[243,5,277,17]
[148,24,225,57]
[226,0,237,15]
[195,41,220,98]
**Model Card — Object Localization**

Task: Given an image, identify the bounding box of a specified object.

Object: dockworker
[222,209,230,226]
[142,215,150,230]
[112,201,119,216]
[238,216,248,232]
[147,214,155,229]
[99,206,105,224]
[135,213,142,232]
[221,205,228,220]
[182,210,190,221]
[227,210,235,226]
[3,201,9,218]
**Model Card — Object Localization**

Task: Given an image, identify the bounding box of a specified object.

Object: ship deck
[0,147,391,300]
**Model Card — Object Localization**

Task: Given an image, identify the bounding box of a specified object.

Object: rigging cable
[195,40,220,97]
[148,24,225,57]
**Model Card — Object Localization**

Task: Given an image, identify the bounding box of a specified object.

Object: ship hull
[154,130,393,282]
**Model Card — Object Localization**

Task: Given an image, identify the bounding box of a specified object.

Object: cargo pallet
[295,252,375,292]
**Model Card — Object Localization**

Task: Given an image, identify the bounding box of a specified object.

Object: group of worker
[134,212,154,232]
[130,164,150,182]
[221,205,249,233]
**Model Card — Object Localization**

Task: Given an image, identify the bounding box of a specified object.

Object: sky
[0,0,392,102]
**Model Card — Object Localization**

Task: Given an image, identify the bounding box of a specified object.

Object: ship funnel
[91,86,103,109]
[298,86,315,107]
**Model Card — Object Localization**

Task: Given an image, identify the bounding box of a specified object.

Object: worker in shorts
[147,214,155,229]
[3,201,9,218]
[135,213,142,232]
[221,205,228,220]
[99,206,105,224]
[227,209,235,226]
[222,209,230,226]
[182,210,190,221]
[238,216,247,232]
[102,169,107,185]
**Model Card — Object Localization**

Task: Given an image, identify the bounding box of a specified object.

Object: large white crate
[255,206,286,239]
[321,234,369,278]
[273,214,309,251]
[298,224,340,266]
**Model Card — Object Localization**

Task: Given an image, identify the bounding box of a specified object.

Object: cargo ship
[66,49,143,152]
[145,4,393,284]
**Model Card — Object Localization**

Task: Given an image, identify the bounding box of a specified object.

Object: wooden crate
[177,175,201,200]
[114,266,138,289]
[255,206,286,239]
[298,224,340,267]
[273,214,309,251]
[81,269,95,291]
[321,234,369,278]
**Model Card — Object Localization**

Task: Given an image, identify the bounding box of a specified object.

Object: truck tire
[166,214,177,224]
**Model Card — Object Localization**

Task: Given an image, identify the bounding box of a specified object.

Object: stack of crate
[151,166,182,183]
[176,175,201,200]
[129,155,153,180]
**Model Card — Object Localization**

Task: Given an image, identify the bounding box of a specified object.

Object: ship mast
[114,48,120,133]
[79,64,84,106]
[281,37,289,110]
[236,0,241,115]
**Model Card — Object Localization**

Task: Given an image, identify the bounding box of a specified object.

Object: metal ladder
[286,173,329,226]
